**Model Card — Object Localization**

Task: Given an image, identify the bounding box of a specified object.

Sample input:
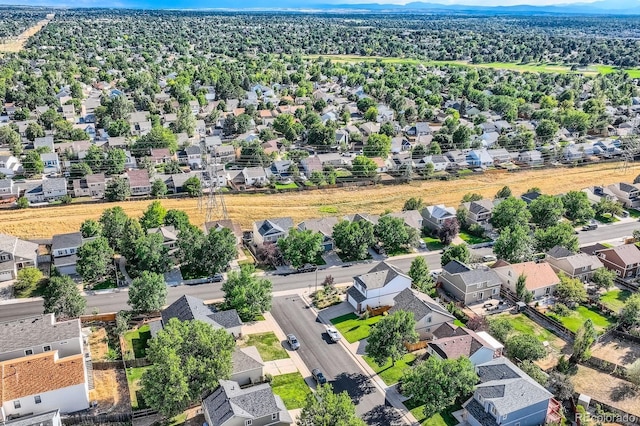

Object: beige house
[388,288,455,340]
[493,261,561,299]
[545,246,604,281]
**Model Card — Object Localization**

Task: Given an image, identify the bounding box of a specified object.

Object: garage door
[0,270,14,282]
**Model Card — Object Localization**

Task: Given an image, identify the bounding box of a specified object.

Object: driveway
[270,296,405,426]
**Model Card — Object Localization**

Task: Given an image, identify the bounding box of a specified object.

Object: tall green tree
[401,356,478,418]
[505,334,546,361]
[164,209,192,233]
[200,228,237,276]
[0,126,22,156]
[534,222,579,253]
[99,206,129,252]
[222,264,272,321]
[572,319,597,362]
[105,177,131,201]
[333,220,376,261]
[366,310,419,366]
[364,133,391,157]
[25,122,45,141]
[132,233,172,274]
[440,243,471,267]
[556,274,587,305]
[374,215,410,253]
[351,155,378,178]
[141,318,235,417]
[120,217,145,262]
[43,275,86,318]
[128,271,167,312]
[592,267,616,290]
[490,197,531,230]
[403,197,424,211]
[105,148,127,175]
[13,267,43,296]
[494,225,534,263]
[529,195,565,229]
[298,384,365,426]
[562,191,595,222]
[139,200,167,230]
[183,176,202,197]
[278,229,323,268]
[23,150,44,176]
[619,293,640,329]
[408,256,433,293]
[80,219,102,238]
[495,186,512,199]
[77,237,114,283]
[151,179,168,197]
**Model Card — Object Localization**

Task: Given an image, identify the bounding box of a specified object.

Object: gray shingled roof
[443,260,471,275]
[161,295,242,331]
[389,288,454,322]
[51,232,83,251]
[42,177,67,192]
[255,217,293,237]
[464,398,499,426]
[203,380,287,426]
[354,261,407,290]
[4,410,60,426]
[444,261,501,286]
[0,314,80,355]
[546,245,574,259]
[347,285,367,303]
[231,346,264,374]
[0,234,38,260]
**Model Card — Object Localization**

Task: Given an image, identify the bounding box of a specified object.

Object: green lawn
[318,205,338,214]
[625,208,640,218]
[595,213,619,224]
[491,313,557,344]
[453,319,465,327]
[405,399,461,426]
[458,231,491,245]
[14,278,47,298]
[271,372,311,409]
[123,324,151,359]
[330,313,383,343]
[600,289,632,313]
[601,243,614,248]
[239,332,289,361]
[125,366,151,409]
[92,279,117,290]
[274,182,299,190]
[335,169,352,178]
[548,306,613,333]
[363,353,417,385]
[423,236,444,251]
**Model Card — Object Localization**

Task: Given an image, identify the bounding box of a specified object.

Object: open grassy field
[1,162,638,239]
[0,14,54,53]
[304,54,640,76]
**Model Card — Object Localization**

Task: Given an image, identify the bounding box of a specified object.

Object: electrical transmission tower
[620,135,640,173]
[201,149,228,223]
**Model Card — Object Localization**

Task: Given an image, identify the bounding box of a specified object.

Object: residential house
[486,148,512,164]
[518,150,544,166]
[415,155,450,172]
[391,137,411,154]
[61,104,75,122]
[230,347,265,387]
[428,323,503,365]
[359,122,380,136]
[297,217,339,252]
[212,145,236,164]
[347,262,412,313]
[0,155,22,178]
[51,232,83,276]
[147,226,179,254]
[595,244,640,279]
[462,357,559,426]
[389,210,423,234]
[252,217,293,245]
[202,380,292,426]
[33,136,54,152]
[166,172,203,194]
[271,160,293,178]
[40,153,60,174]
[545,246,604,281]
[606,182,640,208]
[0,352,89,421]
[3,409,62,426]
[241,167,268,187]
[148,148,175,165]
[72,173,106,198]
[0,179,17,202]
[344,213,380,226]
[204,135,223,151]
[460,199,501,230]
[0,234,38,282]
[126,169,151,196]
[161,295,243,338]
[204,220,244,246]
[25,178,67,203]
[563,145,584,162]
[178,146,202,169]
[389,288,455,340]
[493,261,561,299]
[300,155,323,178]
[445,150,470,169]
[422,205,457,232]
[466,149,494,168]
[520,190,542,205]
[439,260,502,305]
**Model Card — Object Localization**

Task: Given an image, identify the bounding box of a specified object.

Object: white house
[0,234,38,282]
[347,262,412,313]
[0,155,22,178]
[40,153,60,174]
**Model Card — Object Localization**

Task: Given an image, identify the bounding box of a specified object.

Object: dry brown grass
[0,14,54,53]
[591,334,640,367]
[88,328,109,361]
[572,365,640,416]
[0,162,638,239]
[89,369,131,414]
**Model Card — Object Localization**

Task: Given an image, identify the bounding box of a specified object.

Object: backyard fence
[62,413,132,425]
[366,305,391,317]
[404,341,428,352]
[81,313,117,323]
[92,361,125,370]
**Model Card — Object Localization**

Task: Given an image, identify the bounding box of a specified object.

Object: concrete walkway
[307,294,419,425]
[117,256,132,285]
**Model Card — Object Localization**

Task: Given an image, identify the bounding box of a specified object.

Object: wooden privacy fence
[81,313,117,323]
[62,413,132,425]
[404,341,428,352]
[366,305,391,317]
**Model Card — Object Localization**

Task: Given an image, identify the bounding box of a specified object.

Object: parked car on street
[326,327,341,342]
[312,368,327,384]
[297,263,317,273]
[287,334,300,350]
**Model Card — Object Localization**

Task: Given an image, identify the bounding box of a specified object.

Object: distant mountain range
[5,0,640,15]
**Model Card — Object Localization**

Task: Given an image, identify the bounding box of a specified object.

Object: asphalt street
[270,295,405,426]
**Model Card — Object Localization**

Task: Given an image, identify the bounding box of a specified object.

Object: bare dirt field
[0,162,638,239]
[90,369,131,414]
[573,365,640,417]
[0,14,54,53]
[89,327,110,361]
[591,334,640,367]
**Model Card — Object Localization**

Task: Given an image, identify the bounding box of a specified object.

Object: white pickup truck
[326,327,341,342]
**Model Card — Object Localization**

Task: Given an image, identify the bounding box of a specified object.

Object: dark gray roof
[161,295,242,331]
[203,380,286,426]
[443,260,471,275]
[255,217,293,237]
[4,410,60,426]
[444,261,501,286]
[580,243,607,256]
[464,398,499,426]
[547,245,574,259]
[184,145,201,155]
[0,314,80,355]
[42,177,67,192]
[347,285,367,303]
[231,347,264,374]
[389,288,454,321]
[354,261,407,290]
[51,232,83,251]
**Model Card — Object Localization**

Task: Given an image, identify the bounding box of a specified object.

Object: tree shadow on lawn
[332,372,376,404]
[610,383,637,402]
[361,403,404,426]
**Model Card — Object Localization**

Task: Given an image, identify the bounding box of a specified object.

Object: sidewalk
[304,294,419,425]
